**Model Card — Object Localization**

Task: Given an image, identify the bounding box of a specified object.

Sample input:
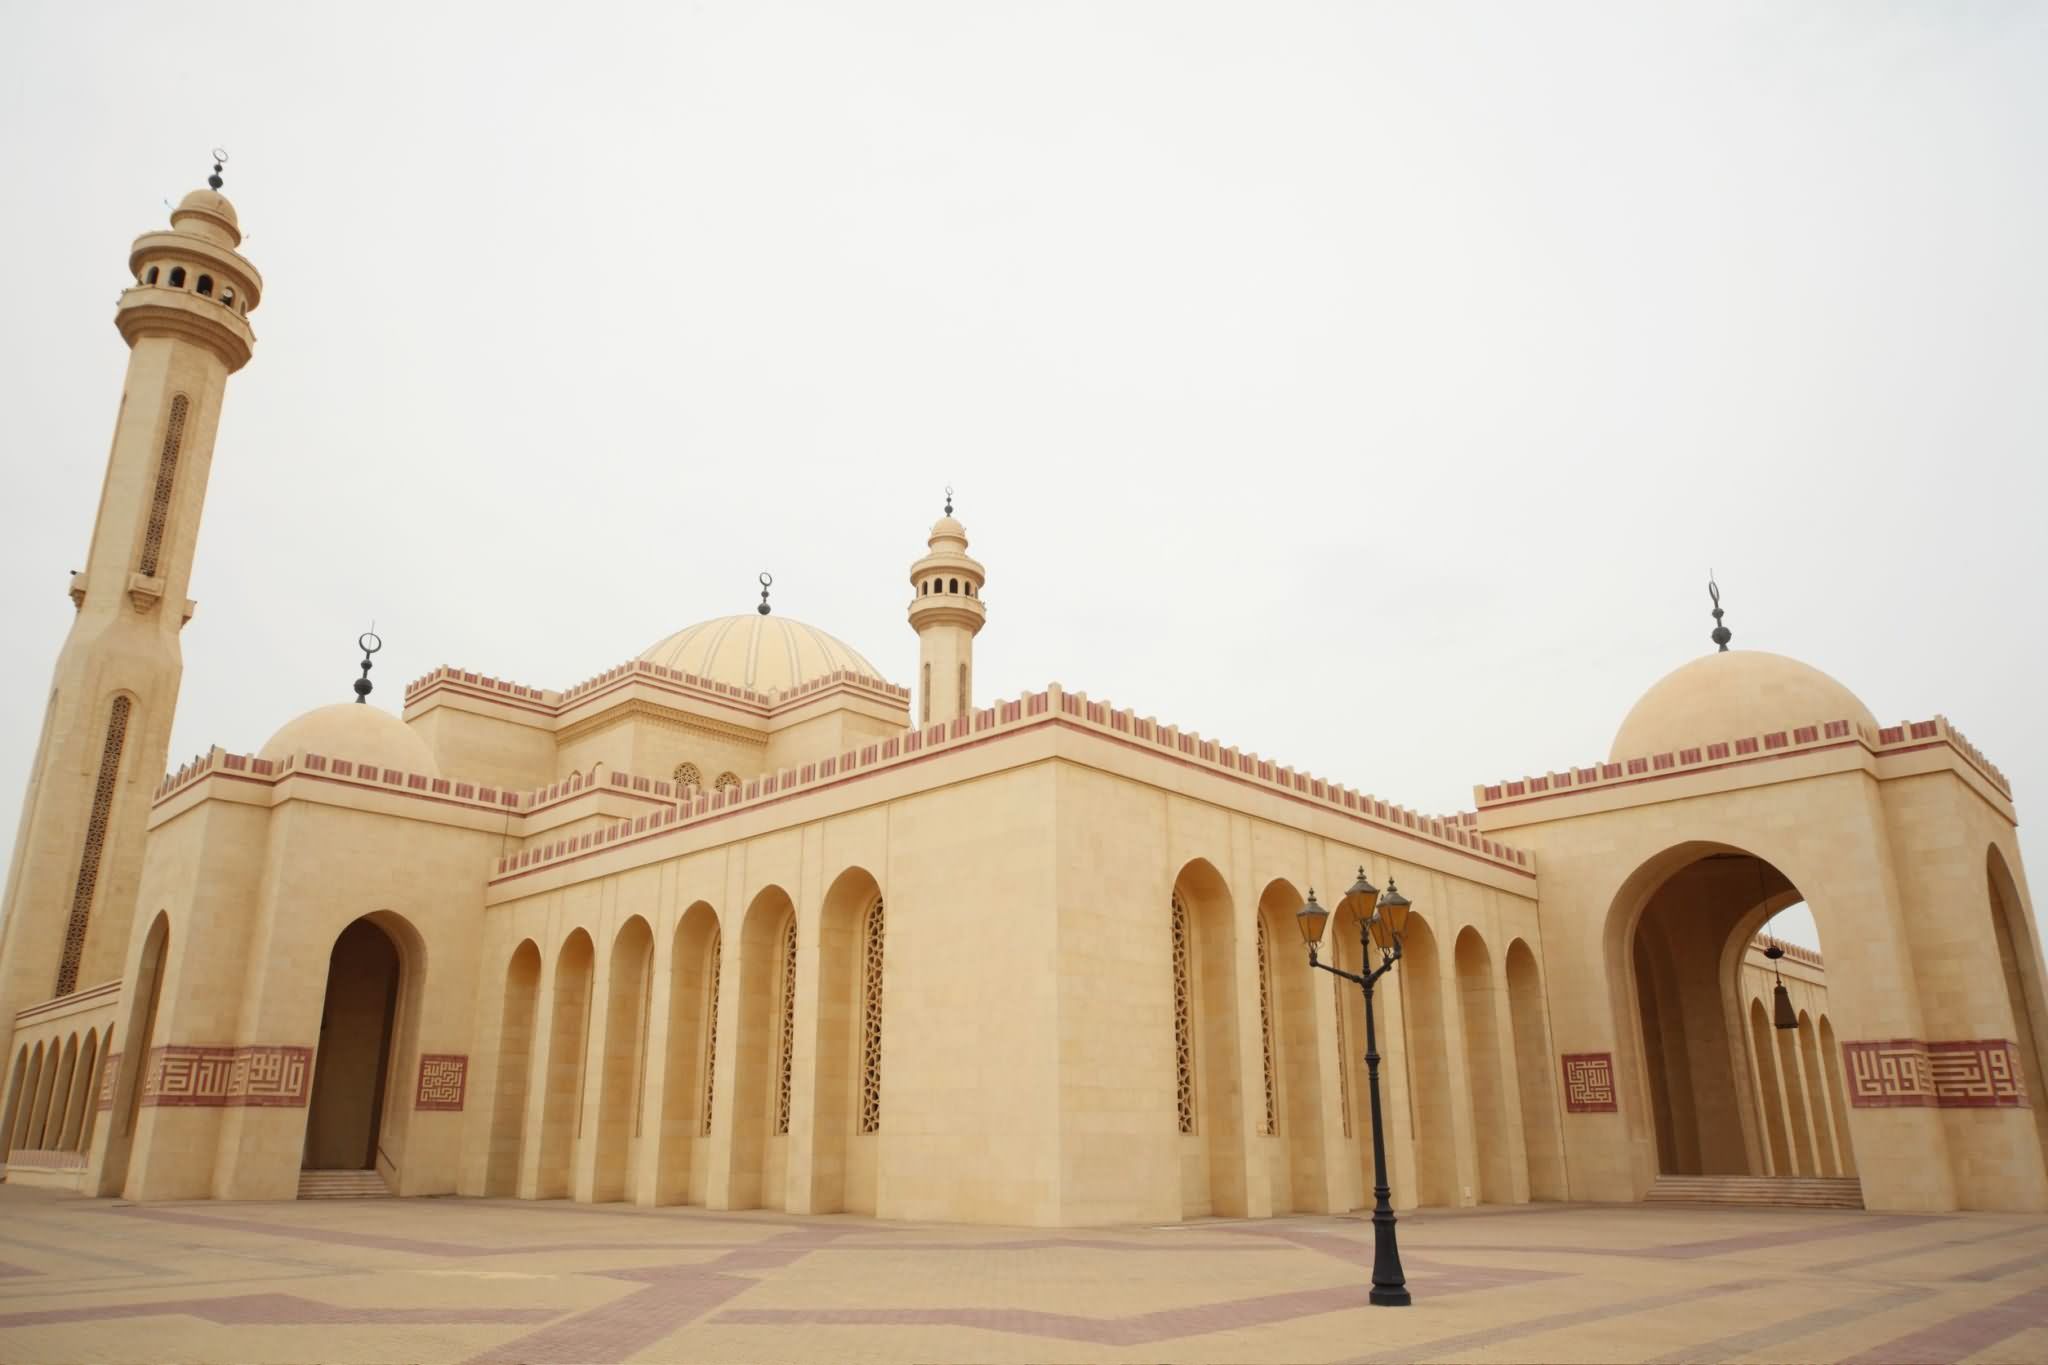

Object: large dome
[638,614,884,695]
[1611,651,1878,760]
[260,702,440,775]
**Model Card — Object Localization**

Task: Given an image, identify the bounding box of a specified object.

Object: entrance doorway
[304,918,403,1172]
[1630,848,1858,1194]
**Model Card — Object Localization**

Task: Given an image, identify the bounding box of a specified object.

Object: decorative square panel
[1561,1052,1618,1113]
[415,1053,467,1111]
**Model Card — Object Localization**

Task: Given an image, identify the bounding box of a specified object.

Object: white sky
[4,2,2044,954]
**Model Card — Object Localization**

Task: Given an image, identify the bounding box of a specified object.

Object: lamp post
[1297,867,1414,1307]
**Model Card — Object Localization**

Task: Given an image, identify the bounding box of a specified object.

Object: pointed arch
[1256,878,1325,1213]
[731,884,797,1209]
[486,940,541,1195]
[1401,912,1458,1206]
[1749,997,1791,1175]
[1173,858,1245,1218]
[101,911,169,1196]
[657,901,720,1205]
[592,916,654,1201]
[1988,845,2048,1172]
[535,928,595,1198]
[813,866,884,1214]
[1455,927,1514,1203]
[1505,938,1567,1199]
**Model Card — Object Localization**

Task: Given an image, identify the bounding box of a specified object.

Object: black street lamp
[1296,867,1414,1307]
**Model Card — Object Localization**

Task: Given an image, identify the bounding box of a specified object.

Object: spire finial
[354,629,382,703]
[1708,572,1732,652]
[208,147,228,192]
[757,571,773,616]
[944,484,954,517]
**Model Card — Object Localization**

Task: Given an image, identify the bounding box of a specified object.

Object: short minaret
[0,160,261,1037]
[907,491,987,725]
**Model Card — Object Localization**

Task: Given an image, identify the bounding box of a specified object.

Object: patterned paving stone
[0,1185,2044,1363]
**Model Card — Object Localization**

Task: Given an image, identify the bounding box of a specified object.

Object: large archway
[1627,846,1859,1195]
[304,918,405,1175]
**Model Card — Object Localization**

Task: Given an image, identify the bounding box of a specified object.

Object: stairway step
[1646,1175,1862,1210]
[297,1169,390,1199]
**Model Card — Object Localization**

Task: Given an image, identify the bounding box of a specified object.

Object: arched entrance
[304,918,405,1176]
[1627,846,1860,1199]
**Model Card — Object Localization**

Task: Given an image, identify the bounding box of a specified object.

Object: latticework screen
[859,898,884,1134]
[1171,892,1195,1135]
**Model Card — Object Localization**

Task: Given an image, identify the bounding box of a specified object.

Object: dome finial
[1708,572,1731,652]
[208,147,228,192]
[354,629,382,703]
[757,571,774,616]
[944,484,954,516]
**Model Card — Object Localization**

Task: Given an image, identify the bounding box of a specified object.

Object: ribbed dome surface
[638,615,883,695]
[1611,651,1878,760]
[260,703,440,775]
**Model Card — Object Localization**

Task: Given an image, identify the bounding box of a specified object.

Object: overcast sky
[3,2,2043,953]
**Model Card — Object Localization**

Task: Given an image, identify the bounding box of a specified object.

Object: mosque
[2,170,2044,1224]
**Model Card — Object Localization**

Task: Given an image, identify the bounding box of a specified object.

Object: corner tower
[0,160,261,1037]
[907,493,986,725]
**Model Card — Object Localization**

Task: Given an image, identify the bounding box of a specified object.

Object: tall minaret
[907,490,987,725]
[0,160,261,1039]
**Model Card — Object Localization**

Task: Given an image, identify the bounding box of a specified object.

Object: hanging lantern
[1764,940,1799,1030]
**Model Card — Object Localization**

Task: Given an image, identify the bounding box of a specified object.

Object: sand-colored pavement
[1,1186,2044,1362]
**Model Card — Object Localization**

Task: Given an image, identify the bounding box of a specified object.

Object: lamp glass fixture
[1370,877,1412,956]
[1295,889,1330,947]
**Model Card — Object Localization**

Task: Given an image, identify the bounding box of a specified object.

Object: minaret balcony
[115,286,255,371]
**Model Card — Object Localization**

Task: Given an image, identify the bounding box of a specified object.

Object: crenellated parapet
[1475,714,2012,812]
[491,682,1534,883]
[153,746,688,813]
[406,657,910,716]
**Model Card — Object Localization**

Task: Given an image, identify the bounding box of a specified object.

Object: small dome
[170,189,241,247]
[930,515,966,541]
[638,615,885,695]
[1611,651,1878,760]
[260,703,440,775]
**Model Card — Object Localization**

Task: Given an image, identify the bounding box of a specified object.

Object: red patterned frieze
[415,1053,467,1111]
[1928,1039,2027,1108]
[1844,1038,2027,1109]
[1562,1052,1618,1113]
[140,1044,314,1108]
[1843,1039,1936,1107]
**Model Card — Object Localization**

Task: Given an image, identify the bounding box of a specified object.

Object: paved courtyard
[1,1187,2045,1363]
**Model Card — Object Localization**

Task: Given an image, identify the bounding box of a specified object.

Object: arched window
[930,578,940,594]
[948,578,959,593]
[1171,892,1195,1135]
[919,582,927,595]
[144,265,159,284]
[966,583,974,597]
[195,275,213,297]
[220,285,234,306]
[859,897,885,1134]
[714,771,740,796]
[673,761,701,792]
[773,916,797,1135]
[167,267,186,289]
